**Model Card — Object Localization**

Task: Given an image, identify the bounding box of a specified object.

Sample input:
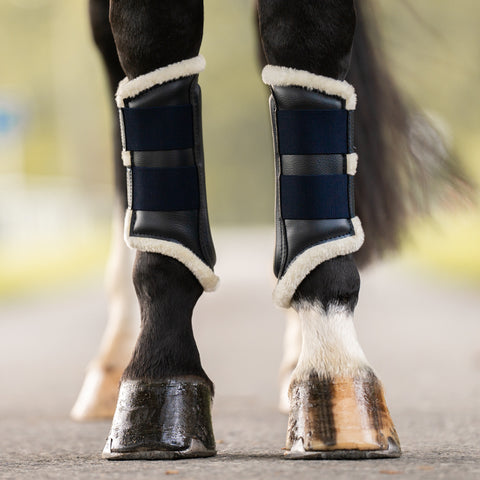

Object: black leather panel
[190,82,216,268]
[132,149,195,168]
[272,86,343,110]
[281,154,345,175]
[348,175,356,217]
[123,75,216,270]
[348,111,355,152]
[131,210,203,260]
[270,96,287,278]
[284,219,354,273]
[269,84,357,279]
[126,77,193,107]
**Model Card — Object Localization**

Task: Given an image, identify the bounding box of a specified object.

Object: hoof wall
[103,438,216,460]
[284,436,401,460]
[102,377,216,461]
[285,372,401,460]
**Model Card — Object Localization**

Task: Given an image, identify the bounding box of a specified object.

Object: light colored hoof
[284,371,401,460]
[70,365,123,421]
[285,436,400,460]
[102,377,216,461]
[278,374,291,415]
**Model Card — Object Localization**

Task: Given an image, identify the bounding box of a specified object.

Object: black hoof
[102,377,216,460]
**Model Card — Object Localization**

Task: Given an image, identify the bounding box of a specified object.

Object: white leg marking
[292,302,372,382]
[97,204,139,367]
[71,204,140,420]
[278,309,302,413]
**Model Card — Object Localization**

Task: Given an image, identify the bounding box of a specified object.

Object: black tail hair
[349,1,471,267]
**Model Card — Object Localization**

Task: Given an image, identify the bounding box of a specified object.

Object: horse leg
[71,205,139,420]
[101,0,218,459]
[71,0,139,421]
[278,309,302,414]
[258,0,401,458]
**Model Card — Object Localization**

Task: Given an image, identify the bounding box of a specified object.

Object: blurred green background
[0,0,478,298]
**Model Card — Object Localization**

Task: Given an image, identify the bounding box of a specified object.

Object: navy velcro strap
[131,166,199,211]
[122,105,194,151]
[277,109,352,155]
[280,174,352,219]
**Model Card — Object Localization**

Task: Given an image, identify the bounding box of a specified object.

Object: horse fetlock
[102,377,216,460]
[285,371,401,459]
[293,255,360,312]
[124,252,209,384]
[132,252,203,304]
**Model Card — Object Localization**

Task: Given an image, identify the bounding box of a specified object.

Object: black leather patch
[272,86,344,110]
[132,149,195,168]
[284,219,354,273]
[281,154,346,175]
[281,154,345,175]
[131,209,203,259]
[126,77,193,108]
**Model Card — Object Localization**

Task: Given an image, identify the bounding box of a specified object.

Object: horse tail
[349,1,471,267]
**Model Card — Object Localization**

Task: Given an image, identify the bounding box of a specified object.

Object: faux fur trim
[273,217,364,308]
[116,55,206,107]
[124,209,219,292]
[262,65,356,110]
[121,151,131,167]
[346,153,358,175]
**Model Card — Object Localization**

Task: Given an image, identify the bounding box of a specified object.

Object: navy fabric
[280,174,352,219]
[277,109,352,155]
[131,166,199,211]
[348,174,356,217]
[122,105,193,151]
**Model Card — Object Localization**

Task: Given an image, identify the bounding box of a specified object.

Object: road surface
[1,229,479,479]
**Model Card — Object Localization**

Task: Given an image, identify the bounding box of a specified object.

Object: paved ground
[1,229,479,479]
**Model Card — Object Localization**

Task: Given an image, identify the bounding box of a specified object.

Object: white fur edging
[116,55,206,108]
[115,55,206,167]
[124,209,219,293]
[273,217,364,308]
[346,153,358,175]
[262,64,357,110]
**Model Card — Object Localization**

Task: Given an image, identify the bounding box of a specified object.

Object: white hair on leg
[285,301,401,457]
[71,203,140,421]
[292,302,372,382]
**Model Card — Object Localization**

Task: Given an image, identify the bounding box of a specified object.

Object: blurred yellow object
[0,222,110,298]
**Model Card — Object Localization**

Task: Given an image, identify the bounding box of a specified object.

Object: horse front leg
[71,0,139,421]
[101,0,217,459]
[258,0,400,458]
[71,203,139,420]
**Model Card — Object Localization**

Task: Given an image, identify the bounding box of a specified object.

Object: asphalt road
[1,229,479,479]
